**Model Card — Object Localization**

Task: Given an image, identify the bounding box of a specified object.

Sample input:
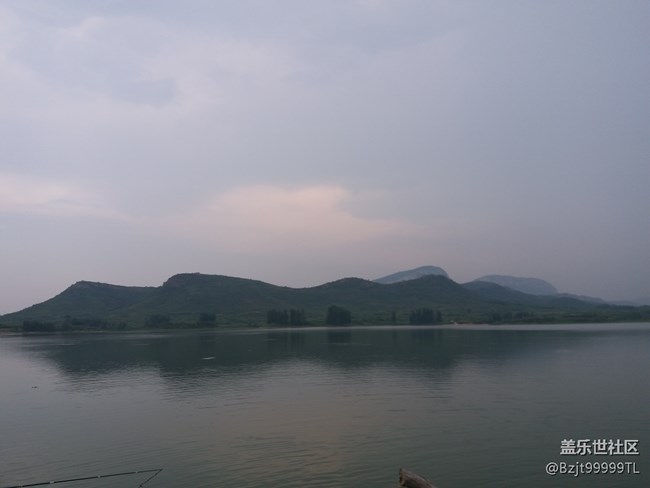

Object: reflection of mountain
[326,330,352,344]
[26,327,646,387]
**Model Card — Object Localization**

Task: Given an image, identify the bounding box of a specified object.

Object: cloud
[3,7,300,110]
[0,1,648,306]
[0,173,117,218]
[168,184,415,252]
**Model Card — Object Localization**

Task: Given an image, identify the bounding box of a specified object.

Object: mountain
[554,293,606,305]
[632,296,650,307]
[2,272,648,330]
[462,280,542,305]
[374,265,449,284]
[473,274,558,296]
[7,281,155,322]
[1,273,474,328]
[463,281,596,308]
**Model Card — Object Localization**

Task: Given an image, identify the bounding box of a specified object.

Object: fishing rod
[1,468,162,488]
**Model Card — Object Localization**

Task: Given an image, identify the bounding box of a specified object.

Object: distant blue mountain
[473,274,557,296]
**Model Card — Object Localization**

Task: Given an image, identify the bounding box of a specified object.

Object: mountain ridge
[2,270,648,329]
[374,265,449,284]
[473,274,558,296]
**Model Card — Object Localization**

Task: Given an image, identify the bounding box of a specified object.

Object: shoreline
[3,320,650,337]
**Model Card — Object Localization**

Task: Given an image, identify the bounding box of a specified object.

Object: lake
[1,324,649,488]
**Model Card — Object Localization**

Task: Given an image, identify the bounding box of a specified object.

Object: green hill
[2,272,649,330]
[374,265,449,284]
[97,273,479,325]
[5,281,155,323]
[473,274,558,295]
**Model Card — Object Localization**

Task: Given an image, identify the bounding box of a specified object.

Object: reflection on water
[25,325,642,378]
[1,324,649,488]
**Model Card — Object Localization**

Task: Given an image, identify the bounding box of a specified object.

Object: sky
[1,0,649,314]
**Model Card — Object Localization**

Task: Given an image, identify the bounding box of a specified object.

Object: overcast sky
[1,0,649,314]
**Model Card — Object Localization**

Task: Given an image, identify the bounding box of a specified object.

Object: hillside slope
[3,281,155,323]
[2,273,482,327]
[2,272,647,328]
[473,275,558,295]
[375,265,449,284]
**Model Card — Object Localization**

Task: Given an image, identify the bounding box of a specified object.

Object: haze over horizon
[1,0,649,315]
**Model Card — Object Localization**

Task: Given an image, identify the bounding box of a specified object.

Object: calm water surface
[1,324,649,488]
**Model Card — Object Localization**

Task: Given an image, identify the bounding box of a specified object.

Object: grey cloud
[1,0,649,313]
